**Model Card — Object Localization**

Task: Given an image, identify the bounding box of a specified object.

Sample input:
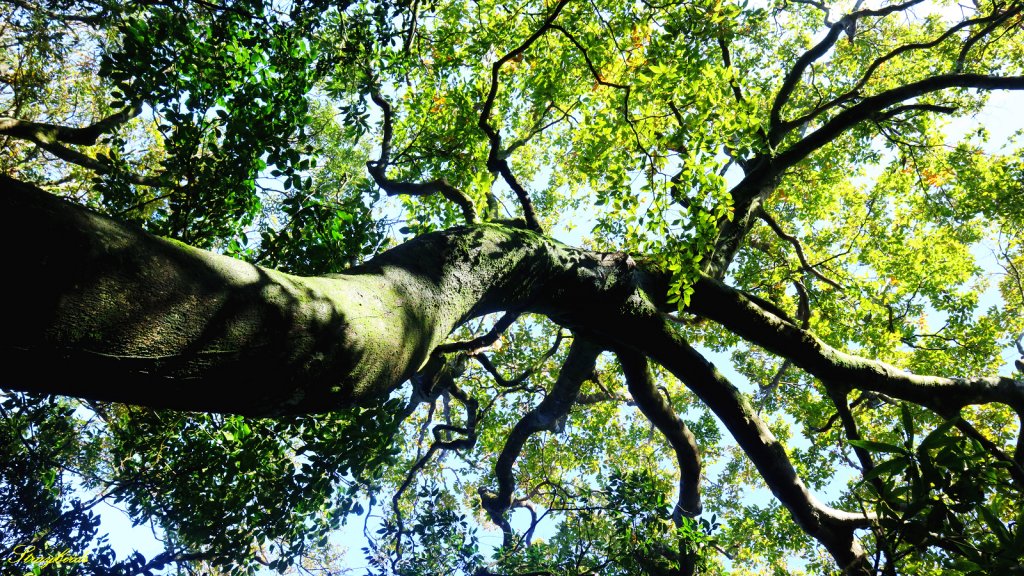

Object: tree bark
[1,176,637,415]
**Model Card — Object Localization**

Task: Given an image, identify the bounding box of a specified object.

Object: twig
[757,207,843,289]
[366,88,478,224]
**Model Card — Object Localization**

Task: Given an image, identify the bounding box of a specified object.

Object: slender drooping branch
[436,312,521,354]
[366,88,478,224]
[479,338,602,547]
[548,22,646,153]
[826,386,880,484]
[757,207,843,289]
[393,378,479,560]
[476,0,570,232]
[472,331,566,388]
[940,410,1024,487]
[617,350,702,522]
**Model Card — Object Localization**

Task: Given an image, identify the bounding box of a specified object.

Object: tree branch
[366,88,478,224]
[643,320,872,574]
[472,330,566,389]
[0,105,164,186]
[477,0,571,232]
[773,73,1024,177]
[0,105,141,146]
[757,207,843,289]
[617,350,702,522]
[479,338,602,547]
[711,73,1024,278]
[435,312,521,355]
[393,379,479,560]
[687,275,1024,412]
[779,3,1019,138]
[768,0,928,144]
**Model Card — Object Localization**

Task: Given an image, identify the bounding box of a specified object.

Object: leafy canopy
[1,0,1023,573]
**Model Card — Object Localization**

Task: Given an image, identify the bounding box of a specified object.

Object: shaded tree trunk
[2,175,643,415]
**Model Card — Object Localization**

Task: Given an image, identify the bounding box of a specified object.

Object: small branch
[3,0,110,24]
[954,5,1023,72]
[757,207,844,290]
[549,23,630,91]
[393,380,479,560]
[33,139,163,187]
[812,393,871,433]
[943,410,1024,487]
[366,88,478,224]
[871,103,958,123]
[435,312,521,355]
[477,0,571,232]
[479,338,602,548]
[826,386,886,495]
[472,330,566,388]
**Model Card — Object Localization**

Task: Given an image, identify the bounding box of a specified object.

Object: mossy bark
[2,176,643,415]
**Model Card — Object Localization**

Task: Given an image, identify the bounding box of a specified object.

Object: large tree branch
[639,320,872,574]
[777,3,1021,140]
[773,73,1024,177]
[0,105,141,146]
[617,350,702,522]
[687,276,1024,412]
[768,0,928,144]
[710,73,1024,278]
[1,176,595,414]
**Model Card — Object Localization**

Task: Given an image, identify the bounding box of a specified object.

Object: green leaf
[848,439,907,454]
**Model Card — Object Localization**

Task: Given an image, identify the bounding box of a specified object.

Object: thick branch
[641,322,872,574]
[617,350,702,521]
[0,105,141,146]
[0,106,162,187]
[768,0,928,143]
[773,74,1024,177]
[779,3,1019,138]
[687,276,1024,412]
[1,176,589,415]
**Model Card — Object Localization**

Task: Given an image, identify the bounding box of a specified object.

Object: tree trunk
[1,176,640,415]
